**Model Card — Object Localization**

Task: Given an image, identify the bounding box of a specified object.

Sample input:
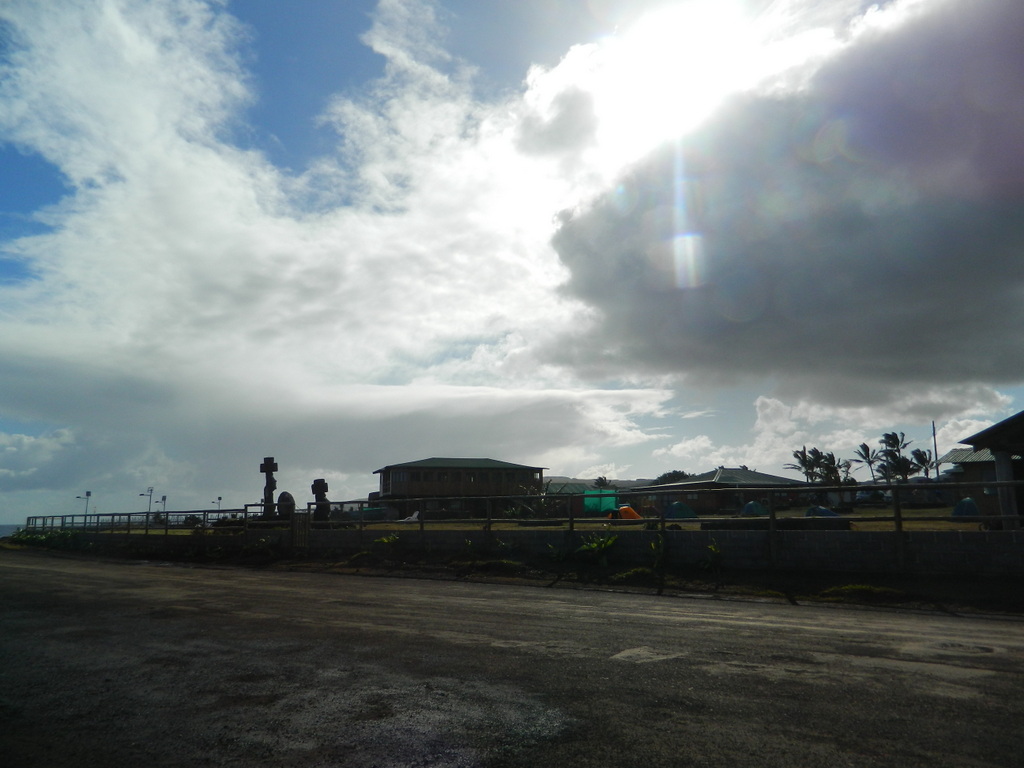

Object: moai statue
[277,491,296,520]
[260,456,278,518]
[311,478,330,522]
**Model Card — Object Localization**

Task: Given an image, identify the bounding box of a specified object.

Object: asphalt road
[2,549,1023,768]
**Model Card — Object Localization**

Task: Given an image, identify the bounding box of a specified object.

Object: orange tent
[609,505,642,519]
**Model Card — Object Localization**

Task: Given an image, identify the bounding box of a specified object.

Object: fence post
[892,486,906,570]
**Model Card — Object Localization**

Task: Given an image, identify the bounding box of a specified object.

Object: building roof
[937,447,1022,465]
[961,409,1024,453]
[545,482,595,495]
[544,477,658,493]
[638,467,806,490]
[374,457,545,474]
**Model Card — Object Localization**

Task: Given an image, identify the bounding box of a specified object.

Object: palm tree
[806,447,827,479]
[820,452,854,486]
[851,442,881,482]
[785,446,816,483]
[879,432,913,483]
[911,448,934,479]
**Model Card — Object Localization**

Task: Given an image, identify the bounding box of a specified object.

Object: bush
[9,528,84,551]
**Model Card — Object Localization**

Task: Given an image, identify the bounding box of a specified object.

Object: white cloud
[654,433,715,462]
[0,429,76,481]
[0,0,592,394]
[650,390,1016,479]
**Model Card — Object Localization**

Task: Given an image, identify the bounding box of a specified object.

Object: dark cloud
[550,0,1024,403]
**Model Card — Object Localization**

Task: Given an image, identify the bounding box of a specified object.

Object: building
[372,457,546,517]
[636,467,807,515]
[945,412,1024,525]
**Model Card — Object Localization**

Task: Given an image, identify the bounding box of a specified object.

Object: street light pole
[76,491,91,515]
[140,487,154,514]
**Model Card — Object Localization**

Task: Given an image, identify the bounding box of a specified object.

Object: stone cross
[260,456,278,517]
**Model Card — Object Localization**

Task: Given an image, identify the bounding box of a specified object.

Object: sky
[1,0,1023,522]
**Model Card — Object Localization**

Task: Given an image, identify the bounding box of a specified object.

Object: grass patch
[608,567,655,585]
[818,584,907,603]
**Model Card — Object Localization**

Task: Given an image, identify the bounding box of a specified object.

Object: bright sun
[584,0,840,174]
[588,1,755,169]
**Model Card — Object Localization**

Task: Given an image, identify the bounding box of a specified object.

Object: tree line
[786,432,935,485]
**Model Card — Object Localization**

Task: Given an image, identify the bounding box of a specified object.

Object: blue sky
[1,0,1023,522]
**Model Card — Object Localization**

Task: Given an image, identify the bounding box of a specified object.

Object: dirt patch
[223,550,1024,615]
[5,539,1024,615]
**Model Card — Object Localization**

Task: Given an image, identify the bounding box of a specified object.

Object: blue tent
[741,500,769,517]
[665,501,698,519]
[952,497,981,517]
[805,506,840,517]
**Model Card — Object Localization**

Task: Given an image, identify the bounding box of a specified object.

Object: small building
[936,447,1023,518]
[937,447,1024,485]
[373,457,545,517]
[636,467,807,515]
[948,412,1024,526]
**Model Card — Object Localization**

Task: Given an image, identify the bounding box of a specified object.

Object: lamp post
[155,495,167,513]
[76,491,91,515]
[211,496,222,510]
[139,487,154,514]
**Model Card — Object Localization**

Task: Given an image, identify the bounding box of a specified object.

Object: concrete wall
[74,526,1024,575]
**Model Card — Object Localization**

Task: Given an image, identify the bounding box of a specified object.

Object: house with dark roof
[373,458,545,516]
[941,412,1024,524]
[936,447,1023,518]
[937,447,1023,478]
[637,467,807,515]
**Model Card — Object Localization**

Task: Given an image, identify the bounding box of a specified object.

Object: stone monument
[260,456,278,518]
[277,491,296,520]
[311,478,330,522]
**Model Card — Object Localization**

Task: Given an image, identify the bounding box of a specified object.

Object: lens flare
[673,232,706,289]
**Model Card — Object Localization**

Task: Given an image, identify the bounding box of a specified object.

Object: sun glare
[585,0,840,175]
[589,1,755,170]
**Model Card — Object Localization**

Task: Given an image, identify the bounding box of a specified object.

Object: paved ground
[2,548,1023,767]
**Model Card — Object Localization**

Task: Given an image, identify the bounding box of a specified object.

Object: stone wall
[72,526,1024,575]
